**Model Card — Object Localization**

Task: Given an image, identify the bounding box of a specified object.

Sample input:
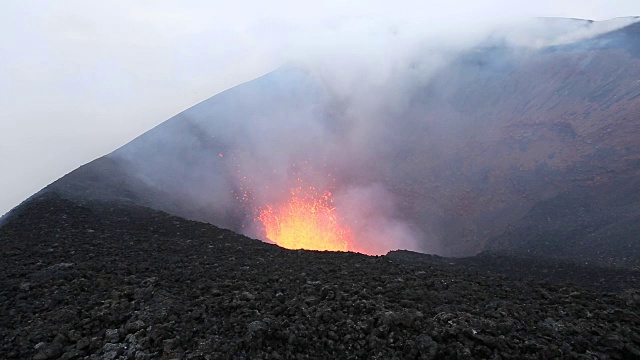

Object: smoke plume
[110,17,638,255]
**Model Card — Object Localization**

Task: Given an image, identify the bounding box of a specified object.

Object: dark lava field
[1,193,640,359]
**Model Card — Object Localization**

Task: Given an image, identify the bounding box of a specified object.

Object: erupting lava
[258,187,354,252]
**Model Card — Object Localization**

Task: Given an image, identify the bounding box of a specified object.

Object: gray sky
[2,0,640,216]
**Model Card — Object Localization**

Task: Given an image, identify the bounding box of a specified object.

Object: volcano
[2,17,640,359]
[12,17,639,266]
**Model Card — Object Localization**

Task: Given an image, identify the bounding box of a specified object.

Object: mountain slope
[16,18,640,264]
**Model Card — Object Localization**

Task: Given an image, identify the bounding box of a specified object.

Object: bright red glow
[258,187,354,252]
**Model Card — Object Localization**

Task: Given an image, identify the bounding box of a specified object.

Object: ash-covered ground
[1,193,640,359]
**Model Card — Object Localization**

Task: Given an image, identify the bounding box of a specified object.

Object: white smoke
[106,16,640,256]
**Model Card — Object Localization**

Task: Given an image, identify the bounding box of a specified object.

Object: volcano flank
[2,17,640,359]
[18,18,640,265]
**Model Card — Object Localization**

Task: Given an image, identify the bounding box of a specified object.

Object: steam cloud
[110,17,637,255]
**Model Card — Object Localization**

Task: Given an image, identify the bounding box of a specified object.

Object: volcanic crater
[3,17,640,360]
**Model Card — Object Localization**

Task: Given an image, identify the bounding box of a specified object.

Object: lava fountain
[257,186,354,252]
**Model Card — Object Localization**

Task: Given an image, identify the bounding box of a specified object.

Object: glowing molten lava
[258,187,354,252]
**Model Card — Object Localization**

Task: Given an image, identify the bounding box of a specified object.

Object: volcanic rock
[1,194,640,359]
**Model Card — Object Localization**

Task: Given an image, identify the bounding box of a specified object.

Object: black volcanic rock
[1,194,640,359]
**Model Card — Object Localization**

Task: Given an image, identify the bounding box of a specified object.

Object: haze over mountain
[7,17,637,266]
[4,1,640,218]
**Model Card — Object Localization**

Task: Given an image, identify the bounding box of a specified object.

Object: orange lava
[258,187,353,252]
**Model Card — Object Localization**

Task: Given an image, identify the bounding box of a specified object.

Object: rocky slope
[2,193,640,359]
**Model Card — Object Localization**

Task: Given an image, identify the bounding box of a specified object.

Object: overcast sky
[2,0,640,216]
